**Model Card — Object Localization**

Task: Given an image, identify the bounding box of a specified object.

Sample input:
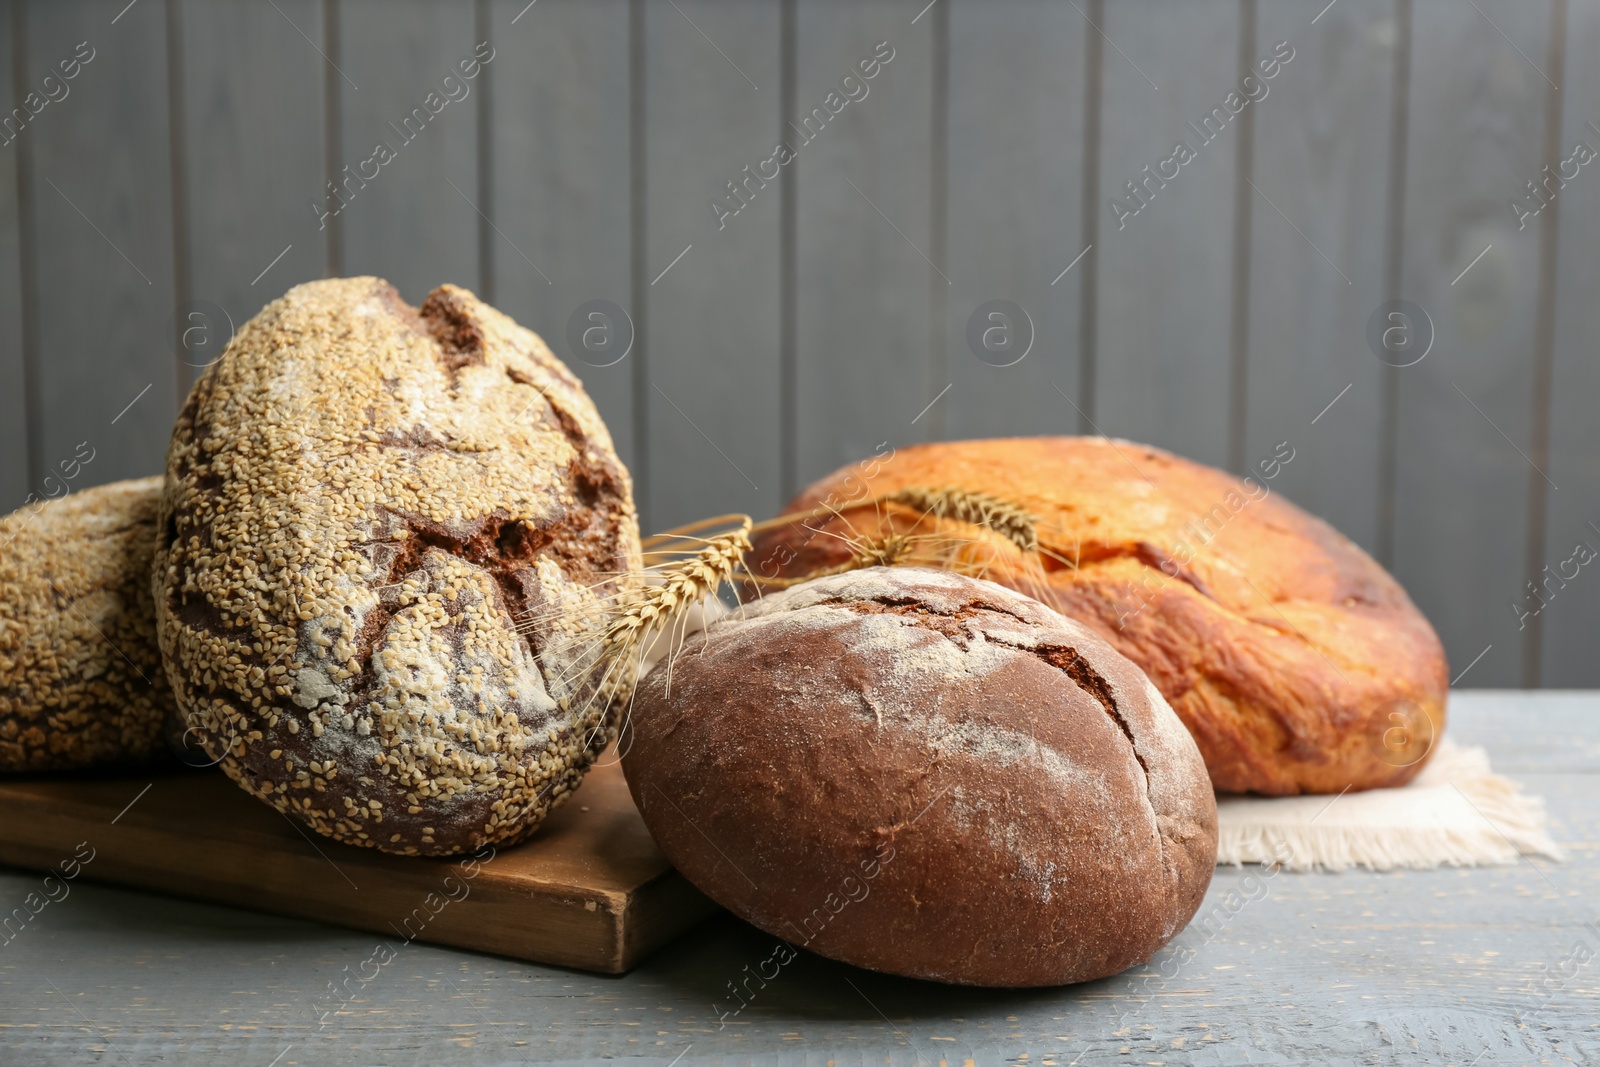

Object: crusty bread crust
[748,437,1450,795]
[623,567,1217,987]
[152,278,640,855]
[1,477,173,771]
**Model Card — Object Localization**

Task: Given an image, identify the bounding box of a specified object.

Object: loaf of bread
[2,477,174,772]
[153,278,640,856]
[746,437,1448,795]
[623,567,1217,987]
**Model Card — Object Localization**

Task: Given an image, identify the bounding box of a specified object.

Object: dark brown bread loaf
[1,477,175,771]
[747,437,1449,795]
[153,277,640,856]
[623,567,1217,987]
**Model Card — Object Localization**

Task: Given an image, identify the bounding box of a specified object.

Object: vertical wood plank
[1077,0,1104,431]
[942,0,1084,442]
[643,0,779,531]
[792,0,934,488]
[1391,0,1552,687]
[1538,0,1598,686]
[0,7,28,507]
[488,0,634,472]
[22,0,177,489]
[336,0,480,305]
[1243,0,1397,554]
[176,0,328,387]
[1093,0,1241,469]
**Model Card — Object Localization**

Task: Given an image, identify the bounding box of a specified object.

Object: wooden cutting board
[0,755,719,974]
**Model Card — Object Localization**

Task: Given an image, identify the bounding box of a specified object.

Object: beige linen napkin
[1216,739,1564,871]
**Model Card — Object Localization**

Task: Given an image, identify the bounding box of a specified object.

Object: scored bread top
[1,477,174,772]
[153,277,640,855]
[749,437,1450,795]
[725,567,1211,857]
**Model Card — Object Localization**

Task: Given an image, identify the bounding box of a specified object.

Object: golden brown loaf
[153,278,640,856]
[623,567,1217,986]
[1,477,174,772]
[747,437,1449,795]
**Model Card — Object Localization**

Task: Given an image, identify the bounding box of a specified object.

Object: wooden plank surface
[487,0,635,471]
[335,0,481,304]
[1389,0,1557,688]
[0,691,1591,1064]
[20,0,177,490]
[173,0,329,392]
[793,0,935,488]
[942,0,1085,443]
[1092,0,1241,471]
[0,757,716,977]
[1537,0,1600,688]
[642,0,781,533]
[1242,0,1398,555]
[0,4,29,508]
[0,6,27,511]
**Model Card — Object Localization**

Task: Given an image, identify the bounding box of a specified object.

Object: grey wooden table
[1,690,1595,1066]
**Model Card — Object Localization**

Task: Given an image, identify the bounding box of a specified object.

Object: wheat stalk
[742,530,922,587]
[602,515,751,658]
[882,486,1039,553]
[517,516,752,638]
[746,486,1040,554]
[534,515,752,760]
[740,486,1042,592]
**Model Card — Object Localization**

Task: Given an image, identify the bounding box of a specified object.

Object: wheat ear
[604,515,751,657]
[883,486,1039,553]
[561,515,752,759]
[741,530,924,587]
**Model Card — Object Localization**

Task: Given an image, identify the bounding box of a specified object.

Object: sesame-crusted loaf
[152,277,640,856]
[1,477,175,772]
[623,567,1217,987]
[747,437,1449,795]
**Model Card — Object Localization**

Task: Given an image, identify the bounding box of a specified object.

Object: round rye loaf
[746,437,1450,795]
[623,567,1217,987]
[1,477,175,772]
[152,277,640,856]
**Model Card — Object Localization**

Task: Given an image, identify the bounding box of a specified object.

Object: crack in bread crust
[1016,642,1154,795]
[825,586,1169,873]
[825,590,1157,803]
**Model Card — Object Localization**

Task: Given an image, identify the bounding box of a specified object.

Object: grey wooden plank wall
[0,0,1591,689]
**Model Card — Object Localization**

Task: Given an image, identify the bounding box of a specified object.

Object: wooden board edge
[620,865,721,971]
[0,785,713,975]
